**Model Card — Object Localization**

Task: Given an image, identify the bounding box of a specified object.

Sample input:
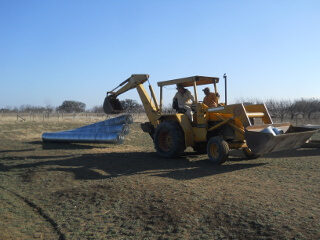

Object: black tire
[207,137,229,165]
[242,147,261,159]
[154,121,186,158]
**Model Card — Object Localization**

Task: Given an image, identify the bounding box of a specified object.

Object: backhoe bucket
[103,96,124,114]
[245,123,317,155]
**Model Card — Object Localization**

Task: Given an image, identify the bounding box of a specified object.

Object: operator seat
[172,98,186,113]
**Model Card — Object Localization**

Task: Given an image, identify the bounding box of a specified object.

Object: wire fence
[0,111,318,126]
[0,112,149,123]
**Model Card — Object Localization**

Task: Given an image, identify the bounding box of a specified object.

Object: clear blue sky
[1,0,319,109]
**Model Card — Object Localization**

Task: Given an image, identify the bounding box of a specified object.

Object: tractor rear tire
[242,147,261,159]
[207,137,229,165]
[154,121,186,158]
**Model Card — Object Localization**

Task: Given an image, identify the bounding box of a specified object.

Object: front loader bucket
[245,123,317,155]
[103,96,124,114]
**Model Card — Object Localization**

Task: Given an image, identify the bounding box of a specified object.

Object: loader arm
[108,74,148,97]
[103,74,161,127]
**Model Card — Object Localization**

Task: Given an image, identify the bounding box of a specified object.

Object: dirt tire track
[0,185,66,240]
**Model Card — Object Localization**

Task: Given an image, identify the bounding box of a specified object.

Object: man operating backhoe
[173,84,195,121]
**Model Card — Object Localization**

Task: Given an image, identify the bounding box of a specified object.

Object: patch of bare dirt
[0,121,319,239]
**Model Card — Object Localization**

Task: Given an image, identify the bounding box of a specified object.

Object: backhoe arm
[103,74,161,127]
[108,74,149,97]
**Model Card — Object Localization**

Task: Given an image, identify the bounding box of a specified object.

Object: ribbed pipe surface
[42,132,125,144]
[105,114,133,125]
[42,114,133,144]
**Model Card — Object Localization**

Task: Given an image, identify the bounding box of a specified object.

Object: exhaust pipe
[223,73,227,105]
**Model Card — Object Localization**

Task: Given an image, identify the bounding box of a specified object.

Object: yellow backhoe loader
[103,74,316,164]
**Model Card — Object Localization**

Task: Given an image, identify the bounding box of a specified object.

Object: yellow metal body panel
[244,104,273,124]
[195,103,206,125]
[193,102,208,142]
[204,105,249,142]
[113,74,149,96]
[222,104,251,128]
[193,127,207,142]
[215,114,245,142]
[206,112,233,122]
[135,84,161,128]
[109,74,161,128]
[149,85,159,112]
[208,118,232,132]
[206,104,255,127]
[247,112,265,118]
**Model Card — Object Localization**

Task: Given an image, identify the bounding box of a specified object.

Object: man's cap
[202,87,210,92]
[176,84,184,89]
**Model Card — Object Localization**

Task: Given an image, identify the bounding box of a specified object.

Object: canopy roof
[157,76,219,87]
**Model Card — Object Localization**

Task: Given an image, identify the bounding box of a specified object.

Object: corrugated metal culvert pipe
[42,114,133,144]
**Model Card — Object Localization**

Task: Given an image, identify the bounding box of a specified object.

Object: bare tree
[265,99,277,117]
[265,99,288,121]
[19,105,46,113]
[0,106,15,113]
[120,99,143,113]
[285,100,299,120]
[91,105,104,113]
[305,98,319,119]
[44,99,54,113]
[57,100,86,113]
[293,98,320,119]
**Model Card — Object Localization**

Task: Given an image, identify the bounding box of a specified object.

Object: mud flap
[245,125,317,155]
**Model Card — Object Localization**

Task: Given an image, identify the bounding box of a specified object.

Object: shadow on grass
[0,149,266,180]
[28,141,108,150]
[1,155,73,161]
[0,149,36,154]
[0,163,8,171]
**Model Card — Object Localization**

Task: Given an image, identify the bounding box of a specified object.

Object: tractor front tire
[154,121,186,158]
[207,137,229,165]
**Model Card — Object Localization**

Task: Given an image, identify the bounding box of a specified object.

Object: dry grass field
[0,117,319,240]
